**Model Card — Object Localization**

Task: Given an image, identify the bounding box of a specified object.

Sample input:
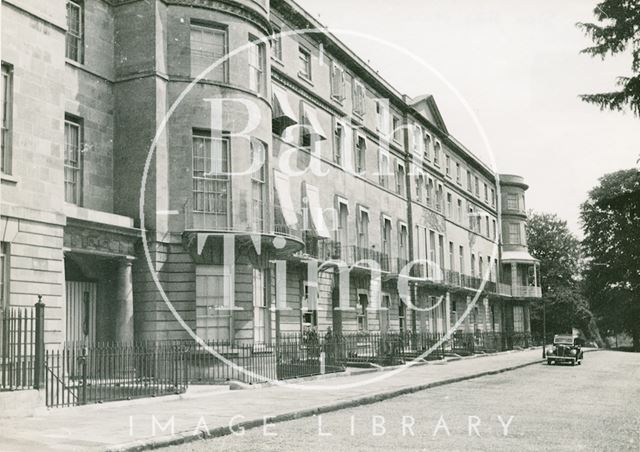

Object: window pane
[249,38,266,94]
[64,120,81,204]
[251,139,265,231]
[66,1,83,62]
[195,267,231,342]
[253,269,267,342]
[272,28,282,60]
[513,306,525,332]
[191,24,227,81]
[331,63,345,100]
[334,123,343,164]
[299,47,311,78]
[1,65,12,174]
[192,133,230,228]
[508,223,521,243]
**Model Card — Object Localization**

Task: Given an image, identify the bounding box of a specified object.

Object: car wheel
[547,359,552,365]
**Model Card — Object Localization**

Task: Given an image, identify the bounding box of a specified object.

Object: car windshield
[554,336,574,345]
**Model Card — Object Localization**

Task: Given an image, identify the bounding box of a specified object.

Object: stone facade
[0,0,541,348]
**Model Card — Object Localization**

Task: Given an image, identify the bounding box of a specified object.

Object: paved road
[163,351,640,452]
[0,348,545,451]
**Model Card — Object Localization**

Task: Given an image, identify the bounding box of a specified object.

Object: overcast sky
[297,0,640,236]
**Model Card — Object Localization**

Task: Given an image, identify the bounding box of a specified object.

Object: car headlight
[570,349,577,355]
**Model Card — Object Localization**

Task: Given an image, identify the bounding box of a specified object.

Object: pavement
[0,348,555,452]
[163,349,639,452]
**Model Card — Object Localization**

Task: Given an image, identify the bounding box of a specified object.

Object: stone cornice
[109,0,271,35]
[271,0,498,183]
[64,219,140,258]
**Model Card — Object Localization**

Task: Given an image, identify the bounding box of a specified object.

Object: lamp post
[542,297,546,359]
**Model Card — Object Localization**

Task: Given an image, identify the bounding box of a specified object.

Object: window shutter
[331,63,339,97]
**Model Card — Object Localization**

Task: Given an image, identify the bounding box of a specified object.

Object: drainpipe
[401,96,417,334]
[495,174,503,290]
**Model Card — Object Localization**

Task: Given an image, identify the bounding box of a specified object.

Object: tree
[577,0,640,116]
[581,169,640,351]
[525,212,597,339]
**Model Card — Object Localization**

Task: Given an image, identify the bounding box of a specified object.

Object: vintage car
[546,335,584,365]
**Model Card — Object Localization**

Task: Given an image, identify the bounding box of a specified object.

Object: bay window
[192,131,230,229]
[248,36,266,95]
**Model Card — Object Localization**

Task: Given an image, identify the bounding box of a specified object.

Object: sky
[296,0,640,236]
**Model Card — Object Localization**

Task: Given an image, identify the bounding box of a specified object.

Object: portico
[63,207,139,344]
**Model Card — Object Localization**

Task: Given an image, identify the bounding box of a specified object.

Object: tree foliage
[581,169,640,350]
[526,212,581,290]
[525,212,596,338]
[577,0,640,116]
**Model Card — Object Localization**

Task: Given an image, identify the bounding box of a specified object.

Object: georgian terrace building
[0,0,541,348]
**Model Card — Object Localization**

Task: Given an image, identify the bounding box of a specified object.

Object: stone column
[115,259,134,344]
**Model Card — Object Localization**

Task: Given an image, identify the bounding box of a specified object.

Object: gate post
[81,346,88,405]
[34,295,45,389]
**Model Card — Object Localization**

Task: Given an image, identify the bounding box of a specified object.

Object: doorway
[65,281,97,344]
[357,293,368,331]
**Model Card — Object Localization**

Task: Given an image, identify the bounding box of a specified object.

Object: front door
[65,281,97,344]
